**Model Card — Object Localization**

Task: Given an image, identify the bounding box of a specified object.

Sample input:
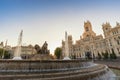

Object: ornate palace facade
[62,21,120,58]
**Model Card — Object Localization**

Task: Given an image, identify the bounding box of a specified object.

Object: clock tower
[82,21,96,39]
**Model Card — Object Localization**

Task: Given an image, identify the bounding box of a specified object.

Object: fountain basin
[0,59,116,80]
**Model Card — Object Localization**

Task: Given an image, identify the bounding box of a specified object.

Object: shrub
[110,49,117,59]
[102,52,109,59]
[110,53,117,59]
[98,53,102,59]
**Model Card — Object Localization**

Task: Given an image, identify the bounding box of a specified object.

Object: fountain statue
[34,41,50,54]
[63,31,71,60]
[30,41,52,60]
[13,30,23,60]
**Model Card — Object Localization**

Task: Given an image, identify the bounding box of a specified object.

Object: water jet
[63,31,71,60]
[13,30,23,60]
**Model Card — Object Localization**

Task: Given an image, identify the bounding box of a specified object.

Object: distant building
[12,45,36,59]
[21,45,36,55]
[62,21,120,58]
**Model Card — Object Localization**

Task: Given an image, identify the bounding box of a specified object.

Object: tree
[4,50,10,59]
[102,51,109,59]
[0,48,3,58]
[85,52,92,59]
[110,49,117,59]
[54,47,62,59]
[0,48,11,59]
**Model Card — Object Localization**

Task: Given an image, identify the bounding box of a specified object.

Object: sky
[0,0,120,54]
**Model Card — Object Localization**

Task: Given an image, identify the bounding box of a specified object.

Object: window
[85,27,89,31]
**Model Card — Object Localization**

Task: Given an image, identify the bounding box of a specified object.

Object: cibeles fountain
[0,31,116,80]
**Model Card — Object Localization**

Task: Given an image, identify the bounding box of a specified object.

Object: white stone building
[12,45,36,58]
[62,21,120,58]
